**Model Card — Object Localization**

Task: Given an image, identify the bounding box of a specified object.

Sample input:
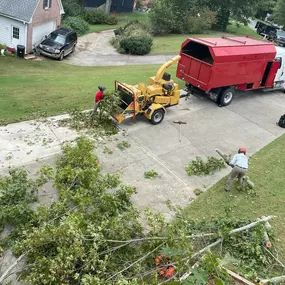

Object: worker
[92,86,106,118]
[225,147,248,192]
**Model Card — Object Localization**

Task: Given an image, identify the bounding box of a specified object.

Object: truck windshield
[48,33,66,45]
[277,30,285,37]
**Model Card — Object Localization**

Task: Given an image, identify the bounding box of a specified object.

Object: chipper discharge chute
[112,55,182,125]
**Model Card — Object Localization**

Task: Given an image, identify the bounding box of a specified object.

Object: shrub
[62,0,84,17]
[119,35,153,55]
[187,10,217,34]
[112,21,153,55]
[84,8,118,25]
[84,8,108,24]
[62,16,89,35]
[0,44,8,50]
[106,15,118,25]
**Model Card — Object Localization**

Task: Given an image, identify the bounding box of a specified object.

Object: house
[0,0,64,53]
[84,0,135,13]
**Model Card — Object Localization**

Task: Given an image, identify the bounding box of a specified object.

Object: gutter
[0,12,30,24]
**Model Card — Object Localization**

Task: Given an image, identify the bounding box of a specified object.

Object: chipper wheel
[150,109,165,125]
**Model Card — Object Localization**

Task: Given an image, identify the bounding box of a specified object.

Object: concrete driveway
[1,90,284,218]
[64,30,177,66]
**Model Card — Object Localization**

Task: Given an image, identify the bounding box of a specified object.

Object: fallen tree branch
[106,243,164,281]
[179,216,274,282]
[259,275,285,284]
[0,254,25,284]
[229,216,273,235]
[263,247,285,269]
[224,268,255,285]
[98,233,216,243]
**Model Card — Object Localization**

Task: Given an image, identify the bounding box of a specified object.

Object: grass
[226,22,261,38]
[151,33,223,54]
[182,134,285,261]
[0,57,183,125]
[89,12,149,32]
[151,24,260,54]
[87,11,259,54]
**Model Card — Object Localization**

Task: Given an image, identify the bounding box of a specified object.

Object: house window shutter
[49,0,52,8]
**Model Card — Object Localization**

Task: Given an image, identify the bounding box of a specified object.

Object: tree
[105,0,112,14]
[255,0,277,20]
[273,0,285,26]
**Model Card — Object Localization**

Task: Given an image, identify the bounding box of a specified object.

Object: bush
[187,10,217,34]
[84,8,118,25]
[119,35,153,55]
[112,21,153,55]
[62,0,84,17]
[62,16,89,35]
[106,15,118,25]
[0,44,7,50]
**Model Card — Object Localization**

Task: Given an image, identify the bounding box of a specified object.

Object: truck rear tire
[150,109,164,125]
[218,87,235,107]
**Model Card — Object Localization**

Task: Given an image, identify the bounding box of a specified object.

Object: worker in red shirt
[92,86,106,118]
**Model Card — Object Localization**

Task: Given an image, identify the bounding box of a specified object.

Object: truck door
[274,56,284,82]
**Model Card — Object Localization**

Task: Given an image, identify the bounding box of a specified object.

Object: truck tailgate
[177,55,212,91]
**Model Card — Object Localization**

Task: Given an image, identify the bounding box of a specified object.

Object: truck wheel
[150,109,164,125]
[59,51,64,61]
[218,87,235,107]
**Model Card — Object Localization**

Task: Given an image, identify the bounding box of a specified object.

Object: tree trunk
[105,0,112,14]
[216,8,230,31]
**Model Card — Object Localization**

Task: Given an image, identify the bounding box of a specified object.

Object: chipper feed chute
[112,81,136,124]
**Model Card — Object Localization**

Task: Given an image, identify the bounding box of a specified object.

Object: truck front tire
[150,109,164,125]
[218,87,235,107]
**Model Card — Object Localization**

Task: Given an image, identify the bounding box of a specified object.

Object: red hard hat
[239,147,246,153]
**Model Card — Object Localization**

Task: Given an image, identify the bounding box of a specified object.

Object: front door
[11,26,21,47]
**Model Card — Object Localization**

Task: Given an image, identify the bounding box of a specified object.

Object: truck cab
[274,46,285,85]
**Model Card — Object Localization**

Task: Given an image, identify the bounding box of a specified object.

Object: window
[275,57,282,69]
[43,0,52,9]
[12,27,19,39]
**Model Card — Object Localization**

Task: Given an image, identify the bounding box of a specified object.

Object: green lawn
[89,12,149,32]
[226,22,260,38]
[182,134,285,261]
[0,57,183,125]
[152,33,223,54]
[151,24,260,54]
[87,12,259,54]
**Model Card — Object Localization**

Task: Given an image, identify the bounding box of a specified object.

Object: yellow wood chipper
[112,55,181,125]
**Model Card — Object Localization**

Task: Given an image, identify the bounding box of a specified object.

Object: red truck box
[176,36,282,106]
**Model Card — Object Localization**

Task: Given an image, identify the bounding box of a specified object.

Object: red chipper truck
[176,36,285,106]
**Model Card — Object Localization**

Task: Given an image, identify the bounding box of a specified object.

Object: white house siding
[0,15,26,49]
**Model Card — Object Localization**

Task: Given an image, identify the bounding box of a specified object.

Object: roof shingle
[0,0,38,22]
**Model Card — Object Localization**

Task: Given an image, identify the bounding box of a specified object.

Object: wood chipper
[112,55,181,125]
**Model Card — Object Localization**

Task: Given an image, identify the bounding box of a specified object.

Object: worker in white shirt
[225,147,248,192]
